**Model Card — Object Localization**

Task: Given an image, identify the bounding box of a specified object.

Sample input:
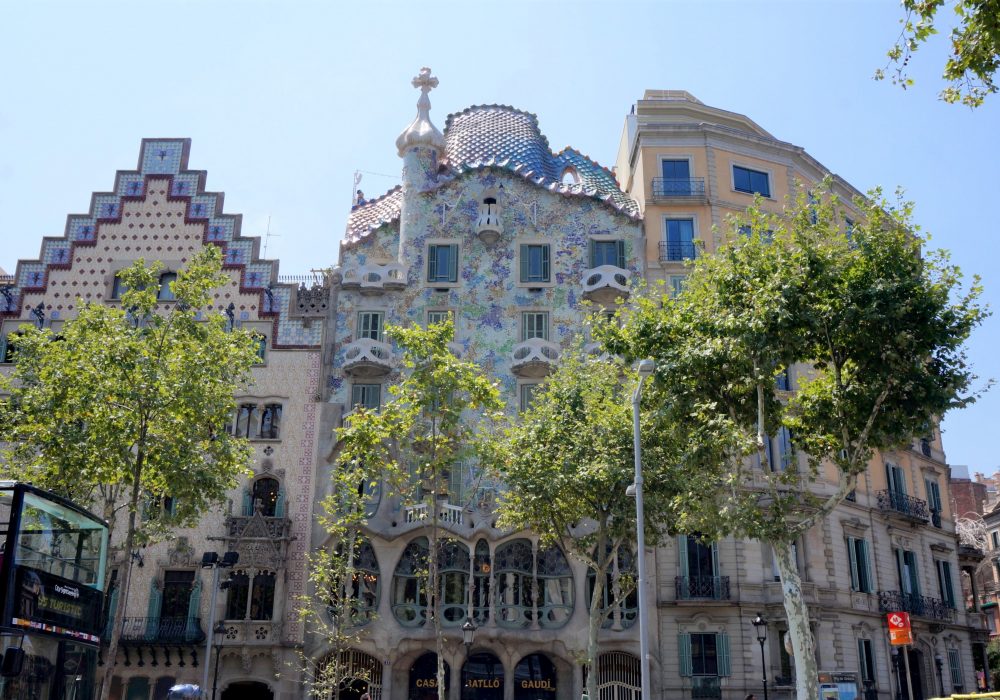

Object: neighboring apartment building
[613,90,988,700]
[0,140,328,700]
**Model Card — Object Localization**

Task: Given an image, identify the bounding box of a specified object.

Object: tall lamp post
[751,613,769,700]
[462,618,476,700]
[630,359,655,700]
[211,621,227,700]
[200,551,239,699]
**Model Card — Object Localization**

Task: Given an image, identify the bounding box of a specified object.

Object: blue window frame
[733,165,771,197]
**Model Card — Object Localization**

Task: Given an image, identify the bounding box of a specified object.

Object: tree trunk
[773,539,818,700]
[585,527,610,700]
[431,506,445,700]
[99,456,144,700]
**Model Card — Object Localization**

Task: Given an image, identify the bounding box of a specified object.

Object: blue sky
[2,0,998,473]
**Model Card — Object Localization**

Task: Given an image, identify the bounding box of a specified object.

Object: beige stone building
[613,90,989,700]
[0,139,328,700]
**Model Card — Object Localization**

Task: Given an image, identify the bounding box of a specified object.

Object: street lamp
[934,654,945,697]
[461,618,476,700]
[751,613,769,700]
[211,621,226,700]
[630,358,655,700]
[200,551,239,699]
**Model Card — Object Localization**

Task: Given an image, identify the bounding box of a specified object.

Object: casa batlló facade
[0,71,986,700]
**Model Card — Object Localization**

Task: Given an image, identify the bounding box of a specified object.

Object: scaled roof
[345,105,639,244]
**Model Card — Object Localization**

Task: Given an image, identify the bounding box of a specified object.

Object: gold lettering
[520,680,555,690]
[415,679,438,688]
[466,679,501,688]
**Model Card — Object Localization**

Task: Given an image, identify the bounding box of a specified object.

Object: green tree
[0,246,260,700]
[494,349,681,700]
[336,318,503,700]
[877,0,1000,107]
[602,181,987,700]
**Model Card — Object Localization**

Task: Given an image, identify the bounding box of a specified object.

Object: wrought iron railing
[877,591,955,622]
[658,241,698,262]
[675,576,731,600]
[875,490,930,522]
[119,616,205,644]
[652,177,706,198]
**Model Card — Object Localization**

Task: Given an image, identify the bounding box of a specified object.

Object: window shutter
[448,244,458,282]
[711,542,720,598]
[717,633,731,676]
[588,240,597,268]
[847,538,859,591]
[105,584,120,638]
[186,577,202,637]
[678,536,689,579]
[428,247,438,282]
[146,579,162,636]
[541,245,550,281]
[616,240,626,269]
[520,245,529,282]
[860,539,872,592]
[678,633,692,676]
[275,487,286,518]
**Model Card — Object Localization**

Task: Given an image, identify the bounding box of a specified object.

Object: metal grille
[332,649,384,700]
[596,651,641,700]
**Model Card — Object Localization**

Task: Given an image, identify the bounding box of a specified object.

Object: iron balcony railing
[877,590,956,622]
[651,177,706,198]
[119,616,205,644]
[658,241,698,262]
[676,576,731,601]
[876,489,930,522]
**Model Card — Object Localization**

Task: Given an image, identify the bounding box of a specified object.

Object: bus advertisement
[0,482,109,700]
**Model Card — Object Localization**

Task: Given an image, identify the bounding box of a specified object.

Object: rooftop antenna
[261,216,280,259]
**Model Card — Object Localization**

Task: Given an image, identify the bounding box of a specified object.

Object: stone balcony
[404,501,465,526]
[511,338,560,378]
[343,338,393,378]
[581,265,631,304]
[341,263,407,295]
[219,619,282,646]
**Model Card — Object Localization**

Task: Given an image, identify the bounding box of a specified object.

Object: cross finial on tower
[412,67,438,94]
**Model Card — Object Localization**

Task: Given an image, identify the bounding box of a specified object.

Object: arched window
[514,654,557,700]
[561,168,580,186]
[462,652,503,700]
[409,653,449,700]
[596,651,641,700]
[321,649,383,700]
[536,545,573,628]
[252,477,281,517]
[472,539,491,624]
[439,539,470,626]
[337,536,380,625]
[588,545,637,629]
[393,538,429,627]
[495,539,534,628]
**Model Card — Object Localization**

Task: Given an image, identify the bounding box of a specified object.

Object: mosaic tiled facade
[0,139,326,700]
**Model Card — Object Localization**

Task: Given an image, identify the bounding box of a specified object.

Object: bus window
[15,492,107,590]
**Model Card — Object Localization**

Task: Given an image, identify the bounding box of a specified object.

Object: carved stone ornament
[167,537,195,567]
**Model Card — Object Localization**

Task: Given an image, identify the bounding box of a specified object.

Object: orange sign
[887,612,913,646]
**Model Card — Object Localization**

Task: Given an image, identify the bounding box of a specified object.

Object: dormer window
[561,168,580,186]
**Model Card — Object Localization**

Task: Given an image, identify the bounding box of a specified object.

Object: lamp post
[935,654,946,698]
[461,618,476,700]
[200,551,239,699]
[211,621,226,700]
[751,613,769,700]
[630,359,655,700]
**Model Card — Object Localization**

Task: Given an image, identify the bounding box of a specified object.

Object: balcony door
[894,548,920,596]
[679,535,719,599]
[162,570,195,618]
[661,159,692,195]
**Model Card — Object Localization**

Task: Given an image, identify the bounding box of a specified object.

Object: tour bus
[0,482,109,700]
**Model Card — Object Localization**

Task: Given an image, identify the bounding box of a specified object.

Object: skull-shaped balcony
[511,338,560,378]
[475,199,502,245]
[341,263,408,296]
[581,265,631,304]
[343,339,393,378]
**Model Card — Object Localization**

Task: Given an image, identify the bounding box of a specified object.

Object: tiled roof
[444,105,639,218]
[344,186,403,245]
[344,105,639,244]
